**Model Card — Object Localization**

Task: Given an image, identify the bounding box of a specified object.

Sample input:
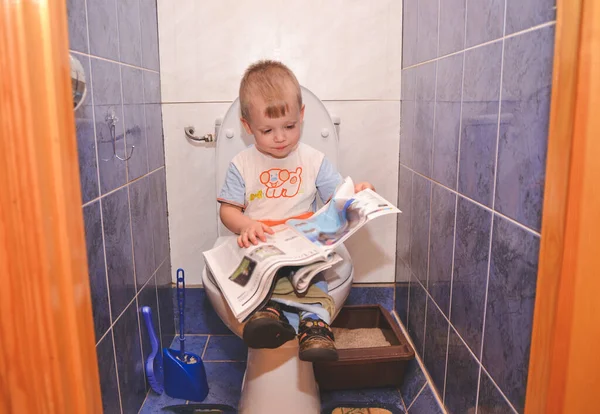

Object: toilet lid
[215,86,340,237]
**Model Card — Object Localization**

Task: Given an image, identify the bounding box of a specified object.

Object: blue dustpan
[163,268,209,402]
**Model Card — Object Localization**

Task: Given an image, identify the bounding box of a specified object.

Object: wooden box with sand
[314,305,415,391]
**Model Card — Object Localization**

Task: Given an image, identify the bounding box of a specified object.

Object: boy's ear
[240,117,253,135]
[300,104,305,122]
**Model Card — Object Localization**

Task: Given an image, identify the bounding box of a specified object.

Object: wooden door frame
[0,0,102,413]
[525,0,600,412]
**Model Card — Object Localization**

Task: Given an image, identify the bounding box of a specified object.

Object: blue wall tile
[102,187,135,318]
[423,298,449,395]
[124,104,149,180]
[397,166,412,266]
[150,169,170,266]
[87,0,119,61]
[156,258,175,348]
[202,362,245,406]
[411,175,431,286]
[506,0,556,35]
[144,71,162,104]
[67,0,88,53]
[138,274,159,392]
[146,104,165,171]
[117,0,142,66]
[495,26,555,231]
[176,288,231,335]
[450,197,491,355]
[91,58,122,106]
[91,58,127,194]
[400,359,427,409]
[417,0,439,63]
[400,101,415,169]
[395,280,410,326]
[428,184,456,316]
[459,42,502,207]
[482,216,539,412]
[466,0,505,47]
[402,0,418,67]
[130,176,155,289]
[478,369,516,413]
[204,336,248,361]
[122,66,145,105]
[444,328,479,413]
[408,275,426,356]
[83,201,111,342]
[409,385,443,413]
[74,56,99,204]
[439,0,465,56]
[416,62,436,103]
[96,332,121,413]
[414,102,435,177]
[346,286,394,312]
[113,303,146,413]
[140,0,161,71]
[433,53,463,189]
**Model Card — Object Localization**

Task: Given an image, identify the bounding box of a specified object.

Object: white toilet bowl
[202,86,354,413]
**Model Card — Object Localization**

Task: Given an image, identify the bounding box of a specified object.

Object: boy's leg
[296,279,338,362]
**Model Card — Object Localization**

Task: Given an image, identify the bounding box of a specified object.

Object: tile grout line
[443,0,469,402]
[402,20,556,71]
[407,383,428,412]
[475,0,509,411]
[96,256,167,347]
[398,164,541,237]
[82,0,122,410]
[393,310,447,414]
[82,166,165,208]
[70,49,160,74]
[480,366,520,414]
[201,336,210,360]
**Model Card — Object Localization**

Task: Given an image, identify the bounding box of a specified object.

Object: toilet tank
[214,86,340,237]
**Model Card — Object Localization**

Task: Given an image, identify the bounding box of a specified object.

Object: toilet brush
[163,268,209,401]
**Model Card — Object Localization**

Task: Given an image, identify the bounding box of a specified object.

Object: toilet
[202,86,354,414]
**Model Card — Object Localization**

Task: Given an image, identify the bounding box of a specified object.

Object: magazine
[202,177,401,322]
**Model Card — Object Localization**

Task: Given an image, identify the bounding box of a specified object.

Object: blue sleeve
[316,157,343,203]
[217,163,246,208]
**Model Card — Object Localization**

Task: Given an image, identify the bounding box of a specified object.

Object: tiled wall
[157,0,402,284]
[396,0,555,412]
[67,0,174,412]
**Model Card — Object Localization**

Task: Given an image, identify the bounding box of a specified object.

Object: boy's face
[241,92,305,159]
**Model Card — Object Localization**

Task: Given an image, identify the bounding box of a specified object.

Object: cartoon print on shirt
[258,167,303,199]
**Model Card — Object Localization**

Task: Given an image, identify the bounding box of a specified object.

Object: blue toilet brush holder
[163,268,209,401]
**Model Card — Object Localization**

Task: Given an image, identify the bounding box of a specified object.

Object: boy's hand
[354,182,375,193]
[238,221,274,248]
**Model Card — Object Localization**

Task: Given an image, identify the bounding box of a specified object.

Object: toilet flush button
[321,129,329,138]
[225,129,234,139]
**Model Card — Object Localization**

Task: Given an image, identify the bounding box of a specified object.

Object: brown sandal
[243,301,296,349]
[298,318,338,362]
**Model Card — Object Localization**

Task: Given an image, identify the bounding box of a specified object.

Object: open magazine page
[203,225,330,321]
[287,177,401,252]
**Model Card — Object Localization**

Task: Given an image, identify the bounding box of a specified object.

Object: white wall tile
[163,102,231,284]
[324,101,400,283]
[158,0,402,102]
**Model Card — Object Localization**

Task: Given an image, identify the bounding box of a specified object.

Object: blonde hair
[239,60,302,121]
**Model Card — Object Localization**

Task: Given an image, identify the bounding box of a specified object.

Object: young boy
[217,60,374,362]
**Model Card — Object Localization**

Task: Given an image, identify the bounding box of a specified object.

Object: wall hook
[103,111,135,161]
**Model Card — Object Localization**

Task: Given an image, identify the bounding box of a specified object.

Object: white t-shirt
[218,143,342,222]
